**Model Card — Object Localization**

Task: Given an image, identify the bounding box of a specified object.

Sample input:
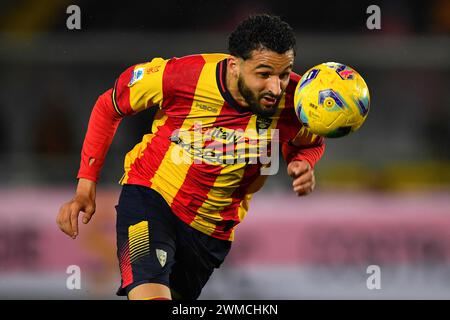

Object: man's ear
[227,56,240,78]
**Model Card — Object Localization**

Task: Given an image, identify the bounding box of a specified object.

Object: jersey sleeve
[281,128,325,168]
[112,57,169,116]
[77,89,122,182]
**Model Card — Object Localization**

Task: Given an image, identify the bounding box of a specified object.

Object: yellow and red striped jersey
[80,53,325,241]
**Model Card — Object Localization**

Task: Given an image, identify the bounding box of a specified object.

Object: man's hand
[57,178,96,239]
[287,160,315,196]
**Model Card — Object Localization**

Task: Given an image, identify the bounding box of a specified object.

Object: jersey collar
[216,59,252,114]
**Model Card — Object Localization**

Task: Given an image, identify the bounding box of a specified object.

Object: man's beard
[237,76,282,118]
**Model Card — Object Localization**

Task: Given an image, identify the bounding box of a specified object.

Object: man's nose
[267,76,282,97]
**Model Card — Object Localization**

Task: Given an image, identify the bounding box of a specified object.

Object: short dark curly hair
[228,14,296,60]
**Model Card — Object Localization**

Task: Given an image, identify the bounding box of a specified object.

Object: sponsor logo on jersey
[146,65,161,74]
[195,103,218,113]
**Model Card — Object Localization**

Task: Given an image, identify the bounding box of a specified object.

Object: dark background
[0,0,448,189]
[0,0,449,299]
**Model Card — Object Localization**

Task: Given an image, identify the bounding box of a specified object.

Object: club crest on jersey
[128,67,145,87]
[256,116,272,130]
[156,249,167,267]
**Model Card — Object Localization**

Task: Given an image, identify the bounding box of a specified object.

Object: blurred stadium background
[0,0,449,299]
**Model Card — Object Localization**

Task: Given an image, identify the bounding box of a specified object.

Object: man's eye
[280,72,290,80]
[259,73,270,78]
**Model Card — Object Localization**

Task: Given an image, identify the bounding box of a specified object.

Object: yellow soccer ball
[294,62,370,138]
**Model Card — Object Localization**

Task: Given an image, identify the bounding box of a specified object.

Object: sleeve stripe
[112,80,125,117]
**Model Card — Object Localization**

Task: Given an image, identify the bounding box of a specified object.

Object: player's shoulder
[160,53,228,85]
[285,71,301,96]
[167,53,228,66]
[200,53,230,64]
[289,71,301,87]
[128,53,227,81]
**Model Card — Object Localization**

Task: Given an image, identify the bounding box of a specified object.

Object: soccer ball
[294,62,370,138]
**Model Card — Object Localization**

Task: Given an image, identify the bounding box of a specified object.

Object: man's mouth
[261,96,277,107]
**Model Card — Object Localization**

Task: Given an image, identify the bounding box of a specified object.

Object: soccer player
[56,14,325,300]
